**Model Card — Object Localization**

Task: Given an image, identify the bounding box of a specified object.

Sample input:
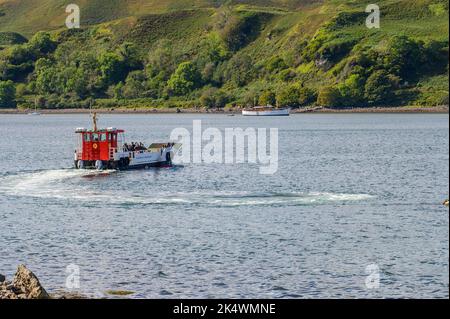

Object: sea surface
[0,113,448,298]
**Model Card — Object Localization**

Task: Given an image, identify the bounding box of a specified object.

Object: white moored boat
[242,106,290,116]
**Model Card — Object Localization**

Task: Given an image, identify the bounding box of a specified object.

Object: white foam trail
[0,169,117,199]
[308,192,375,202]
[0,170,375,207]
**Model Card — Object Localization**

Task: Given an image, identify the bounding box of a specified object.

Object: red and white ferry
[74,113,180,170]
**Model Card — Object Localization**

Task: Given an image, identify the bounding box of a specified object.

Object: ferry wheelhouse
[74,114,180,170]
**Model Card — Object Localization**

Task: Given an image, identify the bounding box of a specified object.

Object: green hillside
[0,0,315,36]
[0,0,448,109]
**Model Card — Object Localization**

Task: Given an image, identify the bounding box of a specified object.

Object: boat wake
[0,169,375,207]
[0,169,117,201]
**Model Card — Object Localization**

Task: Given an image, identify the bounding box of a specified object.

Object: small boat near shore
[27,106,41,116]
[242,106,290,116]
[74,113,181,170]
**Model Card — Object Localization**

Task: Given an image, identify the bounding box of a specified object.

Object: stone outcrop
[50,290,88,299]
[0,265,50,299]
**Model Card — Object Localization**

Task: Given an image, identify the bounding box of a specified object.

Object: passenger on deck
[136,143,145,151]
[124,142,147,152]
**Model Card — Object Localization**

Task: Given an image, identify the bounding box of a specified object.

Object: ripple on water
[0,114,448,298]
[0,169,376,208]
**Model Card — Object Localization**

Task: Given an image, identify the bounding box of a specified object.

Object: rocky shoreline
[0,265,86,299]
[0,105,448,115]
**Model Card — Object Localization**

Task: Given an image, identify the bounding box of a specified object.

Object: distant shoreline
[0,105,448,114]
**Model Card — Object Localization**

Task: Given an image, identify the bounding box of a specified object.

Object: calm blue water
[0,113,448,298]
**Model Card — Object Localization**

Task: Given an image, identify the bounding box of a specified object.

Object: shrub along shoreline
[0,105,448,114]
[1,2,448,112]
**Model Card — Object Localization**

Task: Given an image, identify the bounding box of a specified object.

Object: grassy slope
[0,0,318,36]
[2,0,445,49]
[0,0,448,107]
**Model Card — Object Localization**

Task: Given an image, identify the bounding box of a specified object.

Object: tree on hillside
[421,40,450,75]
[214,90,228,108]
[0,44,35,81]
[364,70,397,105]
[146,40,175,79]
[276,84,314,108]
[65,67,89,98]
[0,80,16,108]
[337,74,365,106]
[259,91,276,106]
[6,45,35,65]
[264,56,288,73]
[0,32,55,81]
[242,88,260,107]
[98,52,126,88]
[29,32,57,55]
[200,87,216,108]
[109,82,124,100]
[34,58,60,94]
[277,85,299,108]
[317,86,341,108]
[384,36,423,80]
[118,42,143,72]
[223,54,253,87]
[196,34,230,84]
[122,71,146,99]
[144,71,166,99]
[167,62,200,96]
[298,87,316,106]
[200,87,228,109]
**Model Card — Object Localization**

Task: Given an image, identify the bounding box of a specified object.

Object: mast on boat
[92,112,98,132]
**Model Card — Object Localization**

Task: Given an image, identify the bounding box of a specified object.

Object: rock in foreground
[0,265,49,299]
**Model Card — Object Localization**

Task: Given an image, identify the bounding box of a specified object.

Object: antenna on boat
[92,112,98,132]
[89,100,98,132]
[88,99,98,131]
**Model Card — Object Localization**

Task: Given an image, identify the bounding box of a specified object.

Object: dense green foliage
[0,80,16,107]
[0,32,27,45]
[0,0,448,109]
